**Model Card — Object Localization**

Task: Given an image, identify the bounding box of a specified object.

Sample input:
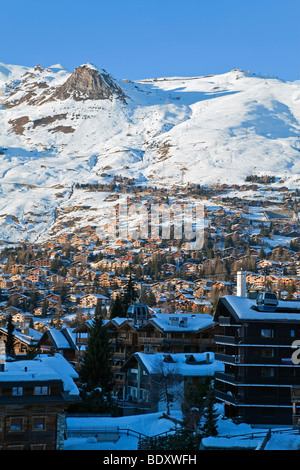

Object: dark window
[10,418,23,431]
[33,417,46,430]
[261,329,274,338]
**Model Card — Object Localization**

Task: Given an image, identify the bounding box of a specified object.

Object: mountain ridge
[0,62,299,243]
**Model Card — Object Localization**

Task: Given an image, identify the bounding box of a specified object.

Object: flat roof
[221,295,300,322]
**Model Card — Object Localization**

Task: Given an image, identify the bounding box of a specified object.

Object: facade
[120,351,224,413]
[0,354,80,450]
[0,327,42,357]
[73,307,219,398]
[214,294,300,425]
[37,327,77,364]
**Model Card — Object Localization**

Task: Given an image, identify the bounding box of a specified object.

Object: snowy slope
[0,63,299,243]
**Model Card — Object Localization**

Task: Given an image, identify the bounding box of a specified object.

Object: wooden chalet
[0,354,80,450]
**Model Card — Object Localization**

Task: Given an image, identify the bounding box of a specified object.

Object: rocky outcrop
[50,64,126,102]
[2,63,126,108]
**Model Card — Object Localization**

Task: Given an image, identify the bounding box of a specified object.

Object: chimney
[237,271,247,297]
[0,341,5,371]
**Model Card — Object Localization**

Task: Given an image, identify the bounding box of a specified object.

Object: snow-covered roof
[0,327,38,346]
[0,354,79,395]
[133,352,224,377]
[221,295,300,321]
[48,328,76,349]
[149,312,214,331]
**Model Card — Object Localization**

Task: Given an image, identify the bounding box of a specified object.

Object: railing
[65,421,175,440]
[215,389,291,406]
[215,352,295,366]
[212,427,298,444]
[215,334,295,346]
[215,371,300,386]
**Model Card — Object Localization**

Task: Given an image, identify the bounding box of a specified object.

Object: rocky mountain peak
[51,64,126,102]
[1,63,126,108]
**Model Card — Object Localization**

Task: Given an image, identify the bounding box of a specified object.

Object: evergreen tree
[26,342,40,360]
[79,312,113,393]
[110,294,124,318]
[182,377,210,424]
[201,384,219,437]
[94,298,102,317]
[121,273,138,313]
[41,299,49,317]
[5,314,15,359]
[146,290,156,307]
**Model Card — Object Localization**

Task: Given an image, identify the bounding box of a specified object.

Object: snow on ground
[63,405,300,450]
[0,65,300,242]
[64,410,183,450]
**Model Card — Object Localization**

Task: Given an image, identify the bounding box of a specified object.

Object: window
[33,417,46,430]
[261,348,275,358]
[262,408,275,418]
[291,330,296,338]
[30,444,46,450]
[261,329,274,338]
[12,387,23,396]
[10,418,23,431]
[261,367,275,377]
[34,386,49,395]
[262,387,274,398]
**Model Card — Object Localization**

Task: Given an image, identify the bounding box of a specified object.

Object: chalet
[37,328,77,364]
[31,258,52,268]
[46,274,65,285]
[30,267,49,278]
[11,311,33,328]
[0,279,13,290]
[141,312,219,354]
[26,273,41,284]
[0,327,40,357]
[120,352,224,412]
[0,353,80,450]
[10,264,28,275]
[79,293,109,309]
[10,274,25,283]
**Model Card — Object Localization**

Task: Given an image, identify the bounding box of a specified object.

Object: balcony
[215,352,295,366]
[215,334,294,347]
[215,371,300,387]
[138,337,163,345]
[215,353,240,364]
[215,371,237,385]
[218,317,241,327]
[215,335,239,345]
[215,389,239,405]
[215,389,291,407]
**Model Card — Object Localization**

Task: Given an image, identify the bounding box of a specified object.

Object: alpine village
[1,62,300,451]
[0,178,299,450]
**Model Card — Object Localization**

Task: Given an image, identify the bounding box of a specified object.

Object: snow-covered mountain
[0,61,299,243]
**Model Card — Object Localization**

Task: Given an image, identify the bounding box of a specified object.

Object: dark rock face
[1,64,126,108]
[51,64,126,102]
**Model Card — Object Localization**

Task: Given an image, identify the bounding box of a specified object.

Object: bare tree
[150,357,183,415]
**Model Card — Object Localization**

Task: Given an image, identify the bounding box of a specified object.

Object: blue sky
[1,0,299,81]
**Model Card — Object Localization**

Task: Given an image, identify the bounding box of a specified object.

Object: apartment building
[214,293,300,425]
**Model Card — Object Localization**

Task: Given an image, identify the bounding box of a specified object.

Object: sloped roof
[0,353,79,396]
[130,352,224,377]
